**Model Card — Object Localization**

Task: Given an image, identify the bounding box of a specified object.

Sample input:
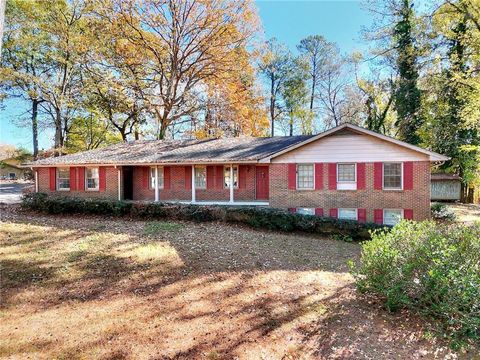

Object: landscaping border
[22,193,386,240]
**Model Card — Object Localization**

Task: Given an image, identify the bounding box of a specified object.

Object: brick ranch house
[27,124,448,225]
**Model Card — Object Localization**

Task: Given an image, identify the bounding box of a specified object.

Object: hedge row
[22,193,385,240]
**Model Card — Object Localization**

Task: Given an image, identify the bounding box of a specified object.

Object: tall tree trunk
[270,75,275,137]
[310,73,316,110]
[120,129,127,142]
[31,99,39,159]
[289,115,293,136]
[158,115,168,140]
[54,108,63,156]
[460,182,467,203]
[466,187,474,203]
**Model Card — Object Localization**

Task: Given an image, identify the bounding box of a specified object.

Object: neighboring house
[26,124,448,225]
[0,159,28,180]
[431,173,461,201]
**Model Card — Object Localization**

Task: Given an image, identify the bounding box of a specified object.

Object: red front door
[256,166,269,200]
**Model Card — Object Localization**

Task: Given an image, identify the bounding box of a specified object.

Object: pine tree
[393,0,423,145]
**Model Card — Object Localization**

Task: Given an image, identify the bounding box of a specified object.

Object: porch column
[191,165,196,203]
[115,166,122,201]
[229,164,234,203]
[154,166,159,202]
[117,167,121,201]
[34,169,39,193]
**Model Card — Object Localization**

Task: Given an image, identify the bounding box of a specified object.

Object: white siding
[272,133,429,163]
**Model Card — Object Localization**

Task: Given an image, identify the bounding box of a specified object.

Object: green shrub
[431,202,456,221]
[21,193,384,240]
[350,220,480,348]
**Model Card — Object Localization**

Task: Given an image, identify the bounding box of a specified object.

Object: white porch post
[154,166,159,202]
[34,170,38,193]
[191,165,196,203]
[229,164,234,203]
[117,167,121,201]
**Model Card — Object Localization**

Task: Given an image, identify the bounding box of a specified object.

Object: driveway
[0,181,32,204]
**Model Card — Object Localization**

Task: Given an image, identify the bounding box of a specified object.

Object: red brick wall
[132,165,257,202]
[36,166,119,200]
[269,162,431,221]
[36,162,432,221]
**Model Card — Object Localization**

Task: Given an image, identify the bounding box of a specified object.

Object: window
[383,163,402,190]
[297,164,314,189]
[337,163,356,190]
[337,164,356,182]
[338,208,358,221]
[297,208,315,215]
[195,166,206,189]
[86,167,99,190]
[150,167,164,189]
[384,209,403,226]
[224,166,238,188]
[57,168,70,190]
[8,173,16,180]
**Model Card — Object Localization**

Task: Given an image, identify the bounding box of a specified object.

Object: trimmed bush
[350,220,480,348]
[21,193,383,240]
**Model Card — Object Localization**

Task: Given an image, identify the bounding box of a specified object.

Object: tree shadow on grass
[0,258,56,307]
[1,210,459,360]
[1,213,360,306]
[0,212,388,359]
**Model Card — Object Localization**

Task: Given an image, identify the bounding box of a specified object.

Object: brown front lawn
[443,202,480,223]
[0,206,461,359]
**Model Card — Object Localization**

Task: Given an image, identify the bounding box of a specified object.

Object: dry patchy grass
[0,206,466,359]
[444,203,480,223]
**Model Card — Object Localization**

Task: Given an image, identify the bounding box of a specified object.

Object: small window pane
[150,167,164,189]
[224,166,238,188]
[297,164,314,189]
[384,163,402,189]
[195,167,206,189]
[384,209,402,226]
[57,168,70,190]
[338,164,355,182]
[86,167,99,190]
[338,208,357,220]
[297,208,315,215]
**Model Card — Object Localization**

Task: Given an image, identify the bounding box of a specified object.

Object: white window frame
[85,167,100,191]
[194,166,207,189]
[337,163,357,190]
[150,166,164,189]
[223,165,239,189]
[296,163,314,190]
[383,209,404,226]
[296,207,315,216]
[383,162,403,190]
[338,208,358,221]
[57,168,70,191]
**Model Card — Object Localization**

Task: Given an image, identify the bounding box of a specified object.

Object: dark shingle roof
[29,136,314,166]
[431,173,461,181]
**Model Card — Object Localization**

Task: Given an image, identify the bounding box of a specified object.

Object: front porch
[175,200,270,206]
[122,164,269,205]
